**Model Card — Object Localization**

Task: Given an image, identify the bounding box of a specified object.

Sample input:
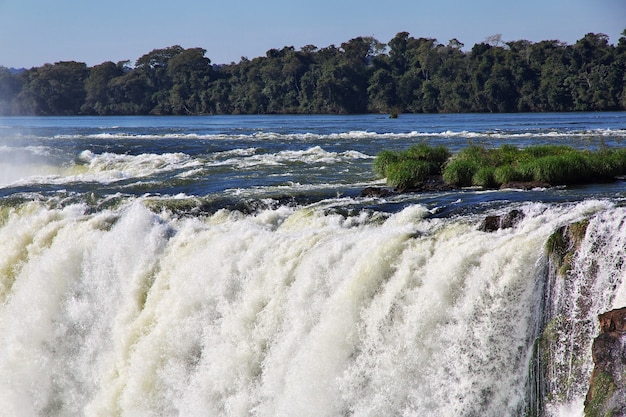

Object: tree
[568,33,618,110]
[483,63,517,112]
[81,61,127,114]
[485,34,504,47]
[2,30,626,115]
[331,37,383,113]
[538,50,573,111]
[106,70,153,114]
[505,40,540,111]
[0,67,22,115]
[166,48,213,114]
[388,32,410,76]
[617,29,626,109]
[421,80,440,112]
[367,68,397,112]
[135,45,185,114]
[13,61,88,115]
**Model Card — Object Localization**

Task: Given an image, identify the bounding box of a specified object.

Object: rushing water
[1,113,626,417]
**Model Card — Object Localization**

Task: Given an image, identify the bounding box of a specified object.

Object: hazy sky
[0,0,624,68]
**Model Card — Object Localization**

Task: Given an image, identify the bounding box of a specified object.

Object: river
[1,112,625,416]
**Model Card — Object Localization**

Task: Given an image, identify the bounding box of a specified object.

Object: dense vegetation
[375,144,626,190]
[1,30,625,116]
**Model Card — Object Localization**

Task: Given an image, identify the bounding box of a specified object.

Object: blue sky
[0,0,624,68]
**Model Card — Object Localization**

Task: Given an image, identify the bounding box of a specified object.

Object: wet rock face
[499,181,551,190]
[359,187,396,198]
[478,209,525,232]
[598,309,626,333]
[585,307,626,417]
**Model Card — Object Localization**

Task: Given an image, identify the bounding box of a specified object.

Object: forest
[0,30,625,116]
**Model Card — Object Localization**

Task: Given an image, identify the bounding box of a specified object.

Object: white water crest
[0,199,623,416]
[77,150,201,183]
[0,146,375,188]
[208,146,373,169]
[47,128,626,142]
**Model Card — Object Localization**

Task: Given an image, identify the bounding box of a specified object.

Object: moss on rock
[545,220,589,276]
[584,371,616,417]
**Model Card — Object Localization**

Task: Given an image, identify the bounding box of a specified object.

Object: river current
[1,113,626,416]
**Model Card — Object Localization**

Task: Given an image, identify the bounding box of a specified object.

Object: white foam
[210,146,373,169]
[0,199,622,416]
[3,150,203,187]
[44,128,626,143]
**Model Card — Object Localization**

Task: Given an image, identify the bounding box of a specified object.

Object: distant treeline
[1,31,625,116]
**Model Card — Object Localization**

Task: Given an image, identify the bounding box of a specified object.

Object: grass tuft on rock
[374,144,450,189]
[374,143,626,190]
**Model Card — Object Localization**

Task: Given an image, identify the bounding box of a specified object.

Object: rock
[360,187,396,198]
[413,176,458,192]
[361,177,459,197]
[598,308,626,333]
[545,220,589,277]
[478,209,525,232]
[500,181,551,190]
[502,209,525,228]
[584,307,626,417]
[479,215,501,232]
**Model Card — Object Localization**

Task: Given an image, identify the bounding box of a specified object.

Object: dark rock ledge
[585,307,626,417]
[478,209,525,232]
[499,181,551,190]
[360,180,551,198]
[360,177,458,197]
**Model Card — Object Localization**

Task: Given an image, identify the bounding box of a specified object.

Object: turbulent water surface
[1,113,626,417]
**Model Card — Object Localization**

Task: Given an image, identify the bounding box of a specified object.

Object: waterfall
[0,198,623,417]
[531,205,626,416]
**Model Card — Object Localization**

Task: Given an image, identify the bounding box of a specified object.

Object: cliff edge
[585,307,626,417]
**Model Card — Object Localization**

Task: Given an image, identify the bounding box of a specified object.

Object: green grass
[373,149,402,178]
[374,144,626,189]
[441,157,479,187]
[374,144,450,189]
[386,159,434,189]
